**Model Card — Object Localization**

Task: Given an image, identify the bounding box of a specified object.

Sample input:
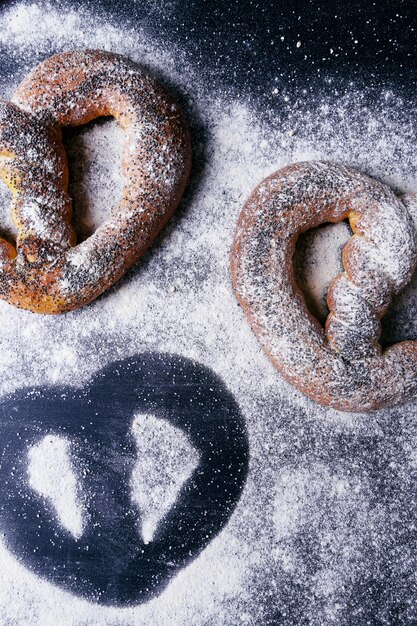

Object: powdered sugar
[0,1,416,624]
[294,222,350,322]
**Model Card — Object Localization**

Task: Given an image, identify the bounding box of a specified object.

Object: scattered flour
[28,435,84,539]
[63,120,125,242]
[0,1,416,625]
[131,413,200,544]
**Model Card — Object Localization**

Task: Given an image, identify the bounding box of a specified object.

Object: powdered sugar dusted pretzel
[231,161,417,412]
[3,49,191,313]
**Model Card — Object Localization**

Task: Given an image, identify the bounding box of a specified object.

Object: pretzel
[231,161,417,412]
[0,50,191,313]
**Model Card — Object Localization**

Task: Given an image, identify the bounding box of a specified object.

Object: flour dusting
[28,436,84,539]
[0,1,416,625]
[131,414,200,544]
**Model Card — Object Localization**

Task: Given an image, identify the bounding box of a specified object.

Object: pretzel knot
[0,50,191,313]
[231,161,417,412]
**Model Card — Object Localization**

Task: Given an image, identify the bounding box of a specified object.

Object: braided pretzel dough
[0,101,74,308]
[0,49,191,313]
[231,161,417,412]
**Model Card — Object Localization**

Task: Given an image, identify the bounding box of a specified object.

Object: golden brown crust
[231,161,417,412]
[0,49,191,313]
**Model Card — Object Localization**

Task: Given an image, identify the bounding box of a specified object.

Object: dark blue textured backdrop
[88,0,416,101]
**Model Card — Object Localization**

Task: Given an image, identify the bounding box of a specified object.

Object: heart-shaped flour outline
[0,354,249,605]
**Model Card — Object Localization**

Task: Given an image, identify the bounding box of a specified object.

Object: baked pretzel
[231,161,417,412]
[0,50,191,313]
[0,100,74,309]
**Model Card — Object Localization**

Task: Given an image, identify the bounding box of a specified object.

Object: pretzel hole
[379,270,417,348]
[294,218,417,348]
[294,220,352,324]
[0,173,18,247]
[62,117,124,243]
